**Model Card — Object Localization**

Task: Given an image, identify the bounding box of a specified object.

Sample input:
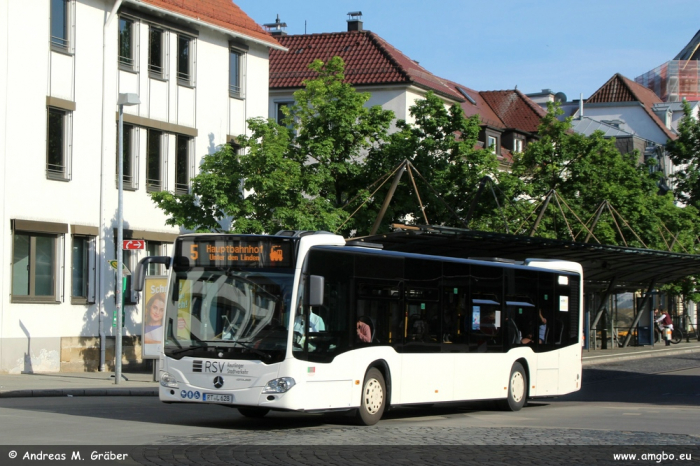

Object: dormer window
[513,139,523,153]
[488,136,497,153]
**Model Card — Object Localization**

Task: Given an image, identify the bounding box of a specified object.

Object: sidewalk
[582,338,700,366]
[1,340,699,398]
[0,370,158,398]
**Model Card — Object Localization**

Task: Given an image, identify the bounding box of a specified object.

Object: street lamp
[116,92,140,384]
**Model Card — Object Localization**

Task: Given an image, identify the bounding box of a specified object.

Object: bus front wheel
[238,407,270,418]
[356,368,386,426]
[499,362,527,411]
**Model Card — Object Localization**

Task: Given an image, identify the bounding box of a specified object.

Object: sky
[235,0,700,101]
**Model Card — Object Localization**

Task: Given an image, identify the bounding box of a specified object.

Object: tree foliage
[151,57,394,234]
[505,104,697,252]
[667,100,700,210]
[355,91,499,234]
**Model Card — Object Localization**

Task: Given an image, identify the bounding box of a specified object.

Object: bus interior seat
[507,318,521,344]
[408,315,427,341]
[553,320,564,344]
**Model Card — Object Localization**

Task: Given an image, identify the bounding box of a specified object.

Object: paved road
[1,354,698,465]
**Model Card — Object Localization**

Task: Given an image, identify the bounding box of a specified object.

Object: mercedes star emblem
[213,376,224,389]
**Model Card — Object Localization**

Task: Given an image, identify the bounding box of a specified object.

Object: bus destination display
[175,237,293,268]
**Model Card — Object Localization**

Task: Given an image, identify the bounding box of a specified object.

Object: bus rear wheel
[498,362,527,411]
[356,368,386,426]
[238,407,270,418]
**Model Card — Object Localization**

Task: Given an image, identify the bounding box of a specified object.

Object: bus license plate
[203,393,232,403]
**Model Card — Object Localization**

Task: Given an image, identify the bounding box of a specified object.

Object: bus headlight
[160,372,179,389]
[262,377,296,393]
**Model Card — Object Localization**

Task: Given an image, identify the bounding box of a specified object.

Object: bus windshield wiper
[232,341,271,361]
[169,342,208,356]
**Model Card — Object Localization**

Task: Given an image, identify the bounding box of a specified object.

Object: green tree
[151,56,394,234]
[507,104,694,250]
[667,100,700,209]
[355,91,499,234]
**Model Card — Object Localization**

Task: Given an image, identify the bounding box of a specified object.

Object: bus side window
[470,265,504,353]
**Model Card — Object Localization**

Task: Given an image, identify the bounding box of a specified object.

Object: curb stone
[0,388,158,398]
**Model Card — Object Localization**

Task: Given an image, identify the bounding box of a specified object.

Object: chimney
[579,93,583,119]
[347,11,363,32]
[263,14,287,36]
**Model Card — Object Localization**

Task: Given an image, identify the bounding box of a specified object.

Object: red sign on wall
[123,240,145,250]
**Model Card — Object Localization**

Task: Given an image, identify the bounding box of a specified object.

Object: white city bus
[135,230,583,425]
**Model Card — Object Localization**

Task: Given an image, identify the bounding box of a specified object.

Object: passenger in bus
[521,310,547,344]
[357,317,372,343]
[538,310,548,343]
[410,314,428,341]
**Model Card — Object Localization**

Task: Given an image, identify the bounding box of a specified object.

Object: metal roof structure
[356,225,700,291]
[570,117,637,138]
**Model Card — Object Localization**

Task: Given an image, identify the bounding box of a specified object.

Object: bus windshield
[164,268,294,362]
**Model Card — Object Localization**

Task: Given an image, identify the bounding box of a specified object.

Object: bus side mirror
[134,256,171,292]
[309,275,324,307]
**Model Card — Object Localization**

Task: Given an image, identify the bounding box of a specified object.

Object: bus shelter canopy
[356,226,700,291]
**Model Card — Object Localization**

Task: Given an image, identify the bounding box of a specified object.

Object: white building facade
[0,0,282,373]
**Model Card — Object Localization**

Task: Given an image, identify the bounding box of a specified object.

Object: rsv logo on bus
[192,360,251,375]
[200,361,226,373]
[193,360,226,373]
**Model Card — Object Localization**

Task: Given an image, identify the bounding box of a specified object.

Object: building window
[513,139,523,153]
[12,232,59,302]
[488,136,497,153]
[47,107,71,181]
[175,135,190,195]
[50,0,70,52]
[146,129,163,192]
[146,242,165,275]
[116,124,137,190]
[118,17,134,69]
[71,236,95,303]
[148,27,164,78]
[178,35,192,85]
[229,49,242,97]
[276,102,293,126]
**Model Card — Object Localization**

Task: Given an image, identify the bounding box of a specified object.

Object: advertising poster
[472,306,481,330]
[142,276,168,359]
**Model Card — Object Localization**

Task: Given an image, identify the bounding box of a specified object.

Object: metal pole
[623,278,656,347]
[369,162,406,236]
[529,190,553,237]
[116,103,124,384]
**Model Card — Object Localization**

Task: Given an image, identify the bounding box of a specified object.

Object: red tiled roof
[134,0,281,48]
[270,31,463,101]
[479,90,547,134]
[586,73,676,140]
[441,80,505,129]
